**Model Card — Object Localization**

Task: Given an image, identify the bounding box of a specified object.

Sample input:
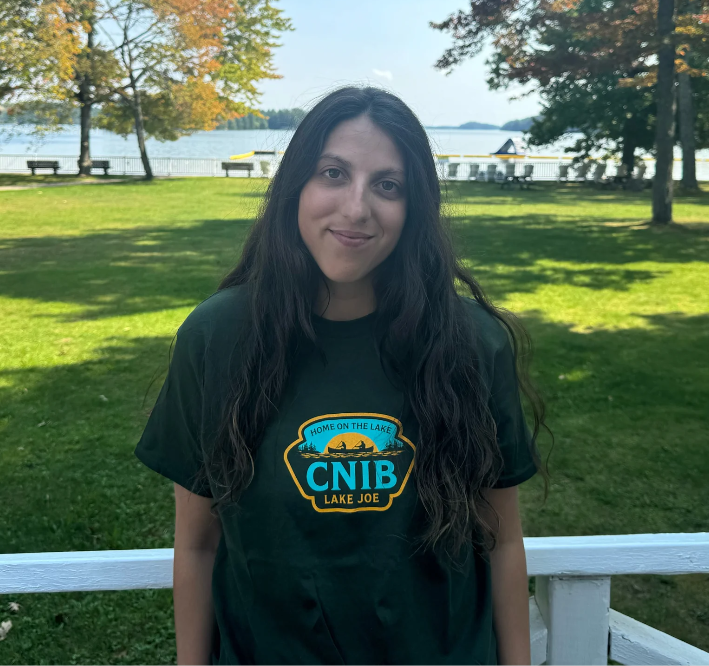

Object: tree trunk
[621,136,636,172]
[652,0,676,224]
[678,70,698,190]
[78,95,92,176]
[77,19,94,177]
[131,84,153,180]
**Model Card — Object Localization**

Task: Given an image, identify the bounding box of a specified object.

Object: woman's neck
[314,277,375,321]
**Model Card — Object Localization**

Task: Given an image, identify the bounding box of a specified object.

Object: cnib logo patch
[284,413,415,513]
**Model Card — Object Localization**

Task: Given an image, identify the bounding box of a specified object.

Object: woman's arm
[482,485,532,665]
[173,483,223,666]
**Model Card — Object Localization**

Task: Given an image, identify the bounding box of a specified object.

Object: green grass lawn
[0,177,707,663]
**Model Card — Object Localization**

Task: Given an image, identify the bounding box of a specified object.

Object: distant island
[0,104,307,131]
[1,104,541,134]
[426,116,540,132]
[215,108,306,131]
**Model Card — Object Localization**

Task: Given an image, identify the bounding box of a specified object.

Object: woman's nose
[340,179,371,224]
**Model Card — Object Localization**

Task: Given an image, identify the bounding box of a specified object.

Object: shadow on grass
[0,186,707,321]
[0,335,177,554]
[0,218,252,320]
[450,210,708,288]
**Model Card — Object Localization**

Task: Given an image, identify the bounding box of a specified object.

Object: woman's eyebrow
[319,153,353,168]
[319,153,405,178]
[372,167,405,179]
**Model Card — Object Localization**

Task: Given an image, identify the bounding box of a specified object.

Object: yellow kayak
[229,151,255,160]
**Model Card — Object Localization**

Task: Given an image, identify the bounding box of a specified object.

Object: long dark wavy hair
[203,86,549,559]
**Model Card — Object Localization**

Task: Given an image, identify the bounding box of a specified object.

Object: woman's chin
[320,269,371,285]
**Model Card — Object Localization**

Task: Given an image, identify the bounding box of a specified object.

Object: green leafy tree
[0,0,82,136]
[3,0,291,179]
[263,107,305,129]
[431,0,709,223]
[63,1,123,175]
[214,108,304,130]
[94,0,292,179]
[528,75,656,169]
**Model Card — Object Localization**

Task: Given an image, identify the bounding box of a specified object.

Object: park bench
[27,160,60,175]
[77,159,111,175]
[221,162,254,177]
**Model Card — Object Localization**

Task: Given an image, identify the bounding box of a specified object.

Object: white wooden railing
[1,533,708,665]
[2,153,709,181]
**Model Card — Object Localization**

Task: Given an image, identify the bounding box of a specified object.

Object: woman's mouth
[329,229,373,248]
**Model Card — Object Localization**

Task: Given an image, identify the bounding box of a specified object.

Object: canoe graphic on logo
[284,412,416,513]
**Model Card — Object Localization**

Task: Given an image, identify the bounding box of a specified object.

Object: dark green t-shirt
[135,285,537,665]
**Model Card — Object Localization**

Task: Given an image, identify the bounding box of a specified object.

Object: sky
[257,0,542,127]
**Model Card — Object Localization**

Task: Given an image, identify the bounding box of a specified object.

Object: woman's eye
[380,180,397,192]
[325,168,341,179]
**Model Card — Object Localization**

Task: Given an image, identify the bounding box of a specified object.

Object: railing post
[535,575,611,665]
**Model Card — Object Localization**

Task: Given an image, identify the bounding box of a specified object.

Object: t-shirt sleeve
[487,332,538,489]
[134,322,213,497]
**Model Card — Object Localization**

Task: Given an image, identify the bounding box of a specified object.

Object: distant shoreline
[423,126,522,131]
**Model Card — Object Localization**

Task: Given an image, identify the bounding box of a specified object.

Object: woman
[135,86,548,665]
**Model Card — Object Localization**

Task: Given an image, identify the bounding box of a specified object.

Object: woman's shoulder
[458,295,511,355]
[177,284,250,344]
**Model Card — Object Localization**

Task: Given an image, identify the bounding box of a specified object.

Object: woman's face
[298,115,407,287]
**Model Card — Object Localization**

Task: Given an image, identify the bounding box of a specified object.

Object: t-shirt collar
[311,310,377,339]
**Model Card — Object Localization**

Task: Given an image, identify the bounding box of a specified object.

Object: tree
[93,0,291,179]
[693,74,709,150]
[263,107,305,129]
[0,0,81,132]
[61,1,123,175]
[678,71,698,189]
[4,0,291,179]
[1,1,123,174]
[675,4,709,189]
[528,74,656,169]
[431,0,709,223]
[653,0,677,223]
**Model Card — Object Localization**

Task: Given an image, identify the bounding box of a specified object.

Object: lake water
[1,125,580,159]
[3,125,706,179]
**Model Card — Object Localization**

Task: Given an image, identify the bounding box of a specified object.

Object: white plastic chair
[558,164,570,181]
[575,162,591,182]
[485,163,497,182]
[626,162,648,191]
[468,164,480,180]
[500,162,516,189]
[521,164,534,189]
[447,163,460,179]
[592,162,607,185]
